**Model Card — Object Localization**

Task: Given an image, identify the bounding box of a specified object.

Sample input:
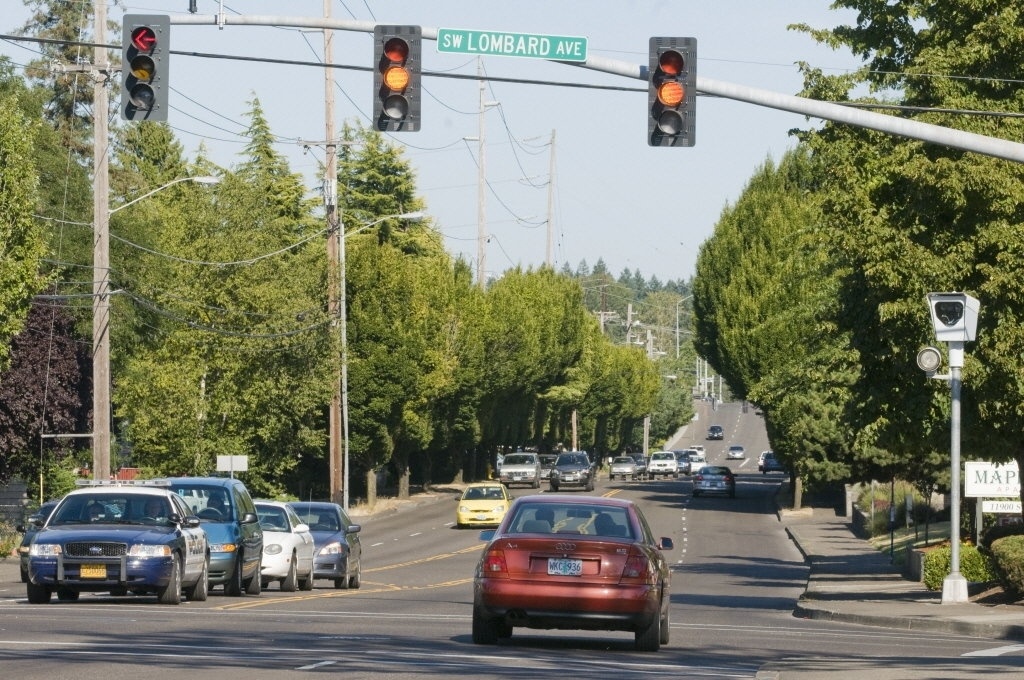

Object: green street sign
[437,28,588,62]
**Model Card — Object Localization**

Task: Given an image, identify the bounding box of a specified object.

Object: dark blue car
[289,501,362,589]
[27,480,209,605]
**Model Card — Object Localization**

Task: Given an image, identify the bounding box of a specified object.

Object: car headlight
[493,505,505,513]
[209,543,238,553]
[30,543,61,557]
[459,504,471,513]
[264,544,283,555]
[318,541,342,556]
[129,544,172,557]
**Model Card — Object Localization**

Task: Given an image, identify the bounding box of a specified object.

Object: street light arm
[109,175,220,215]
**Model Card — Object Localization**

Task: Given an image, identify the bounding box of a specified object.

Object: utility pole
[92,0,111,480]
[323,1,344,507]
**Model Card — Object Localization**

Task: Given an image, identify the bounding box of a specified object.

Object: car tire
[471,607,501,645]
[299,568,314,591]
[245,557,262,595]
[225,555,244,596]
[27,581,51,604]
[281,555,298,592]
[20,566,28,584]
[659,597,671,645]
[533,479,540,489]
[157,557,182,605]
[692,490,700,497]
[185,559,209,602]
[550,483,559,492]
[635,610,661,652]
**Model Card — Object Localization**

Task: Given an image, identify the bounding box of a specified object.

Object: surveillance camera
[926,292,980,342]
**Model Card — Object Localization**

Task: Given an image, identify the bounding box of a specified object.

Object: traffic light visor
[131,26,158,51]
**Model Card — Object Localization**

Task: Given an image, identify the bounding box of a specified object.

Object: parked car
[647,451,679,478]
[17,500,60,583]
[692,466,736,498]
[610,455,639,481]
[757,450,772,471]
[706,425,724,440]
[290,501,362,589]
[726,445,746,460]
[164,476,263,596]
[472,494,674,651]
[26,480,209,605]
[549,451,595,492]
[498,452,542,489]
[254,500,315,592]
[455,482,512,528]
[538,453,558,481]
[761,452,787,475]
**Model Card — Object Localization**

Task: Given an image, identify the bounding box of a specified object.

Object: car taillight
[694,474,703,482]
[621,551,653,583]
[482,549,508,575]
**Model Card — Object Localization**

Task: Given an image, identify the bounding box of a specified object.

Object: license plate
[547,558,583,576]
[80,563,107,579]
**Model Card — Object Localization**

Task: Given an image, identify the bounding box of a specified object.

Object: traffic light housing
[373,25,421,132]
[648,37,696,147]
[121,14,170,121]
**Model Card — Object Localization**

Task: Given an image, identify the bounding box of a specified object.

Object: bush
[921,543,996,591]
[855,481,930,538]
[990,535,1024,597]
[980,523,1024,554]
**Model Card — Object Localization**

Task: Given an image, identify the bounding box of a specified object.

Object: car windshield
[557,454,587,466]
[652,453,674,460]
[49,493,172,526]
[613,457,634,464]
[502,455,535,465]
[291,503,345,532]
[256,504,291,531]
[463,486,505,501]
[169,484,234,521]
[508,502,633,539]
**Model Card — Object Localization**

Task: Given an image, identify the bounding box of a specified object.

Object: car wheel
[533,479,540,489]
[225,555,244,596]
[586,479,595,492]
[550,483,559,492]
[20,566,28,584]
[335,576,348,589]
[281,555,298,592]
[109,587,128,596]
[56,587,79,601]
[185,559,209,602]
[471,607,501,645]
[348,562,361,589]
[659,597,671,645]
[26,581,51,604]
[692,490,700,497]
[299,567,314,591]
[245,557,262,595]
[157,557,182,605]
[635,610,661,652]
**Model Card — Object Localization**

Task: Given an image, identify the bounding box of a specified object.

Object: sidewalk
[781,504,1024,640]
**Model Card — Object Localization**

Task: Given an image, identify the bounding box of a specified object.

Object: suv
[498,452,542,488]
[647,451,679,478]
[549,451,595,492]
[164,477,263,596]
[26,480,209,605]
[707,425,724,440]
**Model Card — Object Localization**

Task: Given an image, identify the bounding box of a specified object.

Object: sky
[0,1,864,284]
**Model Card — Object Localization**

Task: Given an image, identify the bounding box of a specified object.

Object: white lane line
[962,644,1024,657]
[297,661,337,670]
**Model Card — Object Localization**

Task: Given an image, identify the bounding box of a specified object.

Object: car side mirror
[658,537,674,550]
[183,516,201,529]
[295,523,310,533]
[241,512,259,524]
[346,524,361,534]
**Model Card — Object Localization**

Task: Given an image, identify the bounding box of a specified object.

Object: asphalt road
[2,402,1023,678]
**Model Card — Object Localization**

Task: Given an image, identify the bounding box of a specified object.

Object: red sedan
[472,495,674,651]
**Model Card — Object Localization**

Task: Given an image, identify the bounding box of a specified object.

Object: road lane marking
[963,644,1024,657]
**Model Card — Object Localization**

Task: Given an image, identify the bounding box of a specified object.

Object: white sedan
[726,445,746,460]
[255,500,315,592]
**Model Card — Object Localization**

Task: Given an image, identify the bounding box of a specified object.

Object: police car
[26,479,210,605]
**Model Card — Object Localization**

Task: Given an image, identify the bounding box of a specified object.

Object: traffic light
[121,14,170,121]
[373,25,421,131]
[648,37,696,147]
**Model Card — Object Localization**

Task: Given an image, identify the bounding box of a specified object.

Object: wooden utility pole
[92,0,111,480]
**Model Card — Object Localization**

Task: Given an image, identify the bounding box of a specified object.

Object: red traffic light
[658,50,684,77]
[383,37,409,64]
[131,26,158,52]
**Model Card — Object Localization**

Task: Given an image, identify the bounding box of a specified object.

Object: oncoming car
[456,482,512,528]
[473,495,675,651]
[290,501,362,589]
[26,480,209,605]
[254,500,315,592]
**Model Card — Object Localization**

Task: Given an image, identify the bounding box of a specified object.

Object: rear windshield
[508,502,633,539]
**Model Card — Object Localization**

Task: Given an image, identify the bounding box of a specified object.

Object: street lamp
[334,210,426,510]
[93,175,220,480]
[919,291,980,604]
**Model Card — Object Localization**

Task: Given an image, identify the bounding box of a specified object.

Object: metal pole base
[941,573,969,604]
